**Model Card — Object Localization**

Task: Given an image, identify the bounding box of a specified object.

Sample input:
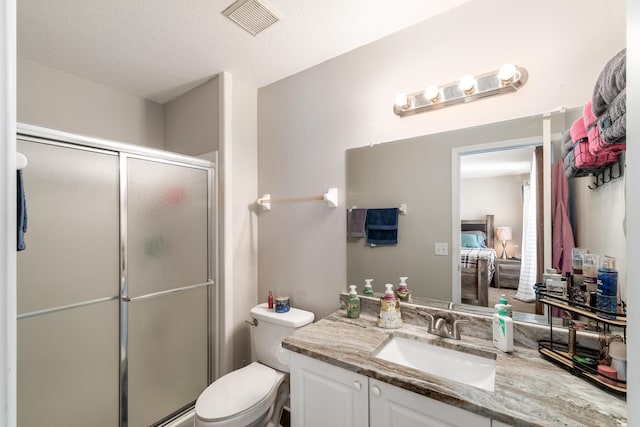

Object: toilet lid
[195,362,279,421]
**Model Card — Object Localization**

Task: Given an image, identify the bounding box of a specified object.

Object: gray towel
[592,48,626,117]
[561,129,573,159]
[347,208,367,238]
[599,89,626,143]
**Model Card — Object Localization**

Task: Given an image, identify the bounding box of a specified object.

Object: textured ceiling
[17,0,471,104]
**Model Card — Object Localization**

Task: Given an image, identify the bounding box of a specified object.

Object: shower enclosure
[16,125,217,427]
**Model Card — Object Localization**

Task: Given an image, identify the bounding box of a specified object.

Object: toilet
[194,303,314,427]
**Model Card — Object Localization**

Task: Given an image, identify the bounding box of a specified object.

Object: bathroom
[1,0,639,425]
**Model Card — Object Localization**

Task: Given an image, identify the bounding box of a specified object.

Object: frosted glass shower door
[16,139,120,427]
[124,156,211,427]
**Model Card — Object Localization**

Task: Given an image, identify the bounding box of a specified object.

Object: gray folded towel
[599,89,626,143]
[563,149,577,178]
[561,129,573,159]
[592,48,626,117]
[347,208,367,238]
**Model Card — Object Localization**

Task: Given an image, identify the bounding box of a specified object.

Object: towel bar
[256,188,338,211]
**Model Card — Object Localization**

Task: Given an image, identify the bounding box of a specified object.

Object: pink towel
[574,138,617,169]
[570,117,587,142]
[583,101,625,156]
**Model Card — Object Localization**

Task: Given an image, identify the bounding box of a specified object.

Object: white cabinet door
[369,379,491,427]
[290,353,369,427]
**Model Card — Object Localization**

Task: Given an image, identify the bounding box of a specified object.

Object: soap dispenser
[494,294,513,317]
[363,279,375,296]
[347,285,360,319]
[395,276,412,302]
[377,284,402,329]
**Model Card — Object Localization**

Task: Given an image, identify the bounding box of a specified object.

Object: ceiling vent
[222,0,281,36]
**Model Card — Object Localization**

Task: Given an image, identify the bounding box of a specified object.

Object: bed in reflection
[460,214,496,307]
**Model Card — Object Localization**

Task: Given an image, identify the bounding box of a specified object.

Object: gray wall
[164,75,219,155]
[257,0,626,320]
[17,58,164,148]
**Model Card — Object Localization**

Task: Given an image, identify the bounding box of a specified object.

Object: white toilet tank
[250,303,314,372]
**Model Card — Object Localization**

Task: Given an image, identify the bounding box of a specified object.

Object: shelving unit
[536,290,626,395]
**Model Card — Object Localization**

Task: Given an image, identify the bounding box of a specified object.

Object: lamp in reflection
[393,64,528,116]
[496,226,513,259]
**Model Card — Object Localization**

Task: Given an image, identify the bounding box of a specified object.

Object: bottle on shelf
[347,285,360,318]
[597,256,618,320]
[363,279,375,296]
[377,284,402,329]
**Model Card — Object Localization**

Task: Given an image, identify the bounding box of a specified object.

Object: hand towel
[592,48,626,117]
[366,208,399,245]
[584,100,625,157]
[17,170,27,251]
[347,208,367,238]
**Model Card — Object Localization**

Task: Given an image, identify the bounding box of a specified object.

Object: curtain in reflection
[515,152,538,302]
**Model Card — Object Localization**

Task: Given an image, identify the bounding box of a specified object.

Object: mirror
[346,108,627,323]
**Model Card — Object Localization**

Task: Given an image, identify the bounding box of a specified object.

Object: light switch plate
[435,242,448,256]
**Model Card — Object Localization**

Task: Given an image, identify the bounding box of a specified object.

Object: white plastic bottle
[494,294,513,317]
[493,307,513,352]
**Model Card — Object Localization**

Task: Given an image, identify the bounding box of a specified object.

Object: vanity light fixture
[424,85,440,102]
[458,75,476,94]
[394,93,410,110]
[393,64,528,116]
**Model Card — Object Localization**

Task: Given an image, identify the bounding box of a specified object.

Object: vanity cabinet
[290,353,499,427]
[290,352,369,427]
[369,378,491,427]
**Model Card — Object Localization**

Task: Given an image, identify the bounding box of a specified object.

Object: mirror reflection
[346,108,626,323]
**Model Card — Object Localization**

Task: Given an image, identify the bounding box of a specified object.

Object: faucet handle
[418,311,435,331]
[451,319,469,340]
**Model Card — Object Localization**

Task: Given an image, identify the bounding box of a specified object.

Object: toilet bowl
[195,304,314,427]
[194,363,286,427]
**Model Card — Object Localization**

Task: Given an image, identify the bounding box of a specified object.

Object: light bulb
[458,75,476,93]
[498,63,517,83]
[424,85,440,102]
[394,93,409,109]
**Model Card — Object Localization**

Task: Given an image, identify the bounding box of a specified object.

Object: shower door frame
[16,123,219,427]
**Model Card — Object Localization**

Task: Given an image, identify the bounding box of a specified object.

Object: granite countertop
[282,311,627,427]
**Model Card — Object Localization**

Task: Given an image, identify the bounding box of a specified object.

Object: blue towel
[17,170,27,251]
[366,208,399,245]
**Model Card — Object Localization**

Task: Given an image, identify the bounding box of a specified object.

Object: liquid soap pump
[363,279,374,296]
[395,276,412,301]
[377,284,402,329]
[347,285,360,318]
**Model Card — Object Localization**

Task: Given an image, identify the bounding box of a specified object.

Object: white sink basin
[373,335,496,392]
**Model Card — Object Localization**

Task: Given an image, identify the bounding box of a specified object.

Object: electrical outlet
[435,242,448,256]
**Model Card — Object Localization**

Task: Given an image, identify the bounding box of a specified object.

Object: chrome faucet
[418,311,468,340]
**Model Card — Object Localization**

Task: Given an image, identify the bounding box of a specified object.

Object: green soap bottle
[347,285,360,318]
